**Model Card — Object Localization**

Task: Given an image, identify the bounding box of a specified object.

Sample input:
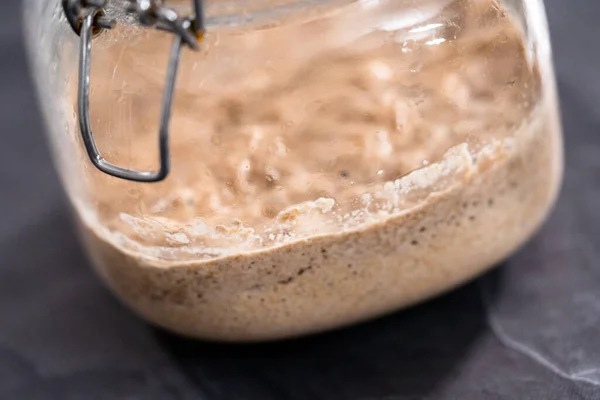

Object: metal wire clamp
[62,0,205,182]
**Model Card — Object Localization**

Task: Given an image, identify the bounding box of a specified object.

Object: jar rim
[105,0,358,31]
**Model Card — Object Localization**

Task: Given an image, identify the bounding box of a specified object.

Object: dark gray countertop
[1,0,599,399]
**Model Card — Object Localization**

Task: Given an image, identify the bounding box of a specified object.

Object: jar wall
[25,0,563,340]
[24,0,83,202]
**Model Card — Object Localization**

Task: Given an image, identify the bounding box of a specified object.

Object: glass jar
[25,0,563,341]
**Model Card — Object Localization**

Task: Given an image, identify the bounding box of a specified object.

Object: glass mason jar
[25,0,563,341]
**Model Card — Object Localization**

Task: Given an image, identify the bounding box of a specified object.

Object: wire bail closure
[62,0,205,182]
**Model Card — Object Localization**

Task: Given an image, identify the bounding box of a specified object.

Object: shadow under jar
[25,0,563,341]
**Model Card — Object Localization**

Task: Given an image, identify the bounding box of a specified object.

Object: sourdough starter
[69,0,562,340]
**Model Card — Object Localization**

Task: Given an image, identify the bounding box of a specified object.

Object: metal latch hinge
[62,0,205,182]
